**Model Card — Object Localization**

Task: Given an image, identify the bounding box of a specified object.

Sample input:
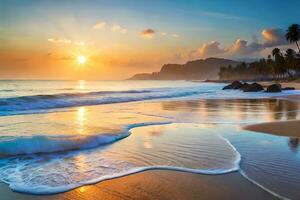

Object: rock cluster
[222,81,295,93]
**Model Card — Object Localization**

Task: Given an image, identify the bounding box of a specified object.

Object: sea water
[0,80,300,199]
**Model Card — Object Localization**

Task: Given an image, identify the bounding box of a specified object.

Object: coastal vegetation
[219,24,300,81]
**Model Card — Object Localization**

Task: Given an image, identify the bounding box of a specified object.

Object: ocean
[0,80,300,199]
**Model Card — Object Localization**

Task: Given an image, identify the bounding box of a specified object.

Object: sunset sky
[0,0,299,80]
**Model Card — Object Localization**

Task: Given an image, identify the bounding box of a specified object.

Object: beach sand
[244,119,300,137]
[0,170,276,200]
[244,94,300,137]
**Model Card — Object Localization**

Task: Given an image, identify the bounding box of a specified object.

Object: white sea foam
[0,123,241,195]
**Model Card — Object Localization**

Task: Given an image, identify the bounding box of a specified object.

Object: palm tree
[272,48,281,57]
[285,49,296,78]
[286,24,300,53]
[272,48,285,79]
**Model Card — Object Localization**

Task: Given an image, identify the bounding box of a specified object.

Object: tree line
[219,24,300,80]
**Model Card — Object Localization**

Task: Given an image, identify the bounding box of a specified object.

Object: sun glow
[77,55,87,64]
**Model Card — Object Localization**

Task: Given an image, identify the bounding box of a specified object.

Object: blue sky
[0,0,299,79]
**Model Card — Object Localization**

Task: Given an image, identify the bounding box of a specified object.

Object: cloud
[120,28,127,34]
[93,21,106,30]
[228,28,287,55]
[111,24,121,31]
[229,39,263,55]
[261,28,287,47]
[47,38,72,44]
[194,41,226,58]
[172,33,180,38]
[140,28,155,39]
[47,38,93,47]
[111,24,127,34]
[189,27,289,59]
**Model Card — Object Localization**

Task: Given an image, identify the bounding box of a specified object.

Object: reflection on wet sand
[159,99,299,122]
[288,138,300,152]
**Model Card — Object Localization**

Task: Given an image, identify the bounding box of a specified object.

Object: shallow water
[0,81,300,199]
[1,80,299,116]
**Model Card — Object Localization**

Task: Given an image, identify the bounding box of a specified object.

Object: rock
[266,84,282,93]
[242,82,264,92]
[240,82,250,90]
[222,81,244,90]
[282,87,295,91]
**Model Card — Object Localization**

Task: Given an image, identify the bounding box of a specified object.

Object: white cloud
[194,41,226,58]
[48,38,94,47]
[228,39,263,55]
[189,27,290,59]
[111,24,122,32]
[93,21,106,30]
[47,38,72,44]
[172,33,180,38]
[120,28,127,34]
[111,24,127,34]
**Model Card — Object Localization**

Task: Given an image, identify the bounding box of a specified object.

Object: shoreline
[0,171,276,200]
[244,119,300,138]
[243,93,300,137]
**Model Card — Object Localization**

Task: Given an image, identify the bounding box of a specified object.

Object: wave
[0,122,170,157]
[0,123,241,195]
[0,134,128,157]
[1,82,300,116]
[0,87,206,115]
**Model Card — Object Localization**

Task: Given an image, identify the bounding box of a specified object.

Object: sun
[77,55,87,64]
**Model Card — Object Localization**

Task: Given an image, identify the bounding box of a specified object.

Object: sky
[0,0,299,80]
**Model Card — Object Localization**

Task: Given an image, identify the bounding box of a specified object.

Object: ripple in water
[0,123,240,194]
[223,127,300,200]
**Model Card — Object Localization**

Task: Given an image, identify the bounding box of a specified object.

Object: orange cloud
[140,28,155,39]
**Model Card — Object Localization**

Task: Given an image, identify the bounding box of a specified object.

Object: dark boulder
[266,84,281,93]
[222,81,243,90]
[282,87,295,91]
[242,82,264,92]
[240,82,250,90]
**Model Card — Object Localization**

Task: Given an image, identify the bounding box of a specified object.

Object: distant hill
[129,57,240,80]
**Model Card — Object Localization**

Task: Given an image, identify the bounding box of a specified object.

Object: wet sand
[244,119,300,137]
[244,94,300,137]
[0,170,276,200]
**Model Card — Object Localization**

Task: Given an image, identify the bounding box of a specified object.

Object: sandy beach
[0,170,276,200]
[244,94,300,137]
[244,119,300,137]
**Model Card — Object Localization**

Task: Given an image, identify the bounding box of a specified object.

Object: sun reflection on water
[77,107,86,134]
[78,80,86,90]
